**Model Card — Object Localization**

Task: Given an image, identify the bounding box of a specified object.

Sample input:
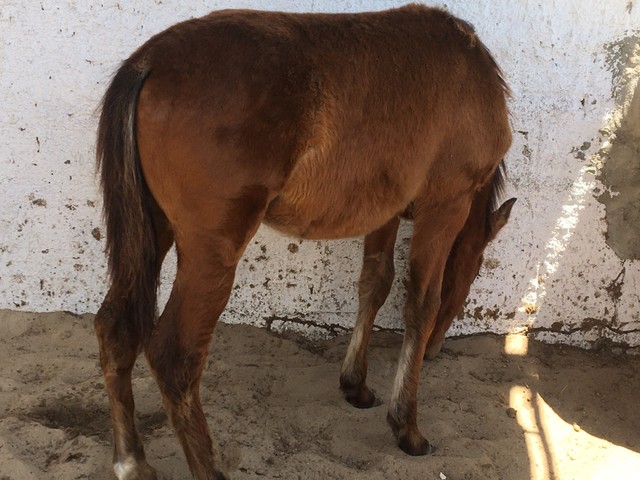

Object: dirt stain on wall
[597,33,640,259]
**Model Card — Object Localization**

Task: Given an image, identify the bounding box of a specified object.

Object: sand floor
[1,310,639,480]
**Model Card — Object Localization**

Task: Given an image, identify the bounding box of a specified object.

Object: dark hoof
[424,339,444,360]
[387,412,435,456]
[424,338,444,360]
[340,383,380,409]
[398,433,436,456]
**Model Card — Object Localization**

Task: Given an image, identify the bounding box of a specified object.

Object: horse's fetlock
[343,384,378,409]
[339,371,362,390]
[113,456,158,480]
[386,410,403,436]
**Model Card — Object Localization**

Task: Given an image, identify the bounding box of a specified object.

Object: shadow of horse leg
[94,215,173,480]
[340,216,399,408]
[387,194,471,456]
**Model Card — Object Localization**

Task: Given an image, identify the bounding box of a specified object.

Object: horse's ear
[490,197,516,239]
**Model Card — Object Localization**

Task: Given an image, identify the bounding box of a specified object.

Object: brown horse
[94,5,512,480]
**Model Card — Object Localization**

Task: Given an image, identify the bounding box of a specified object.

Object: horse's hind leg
[387,194,472,456]
[144,200,266,480]
[340,216,399,408]
[145,256,231,480]
[94,207,173,480]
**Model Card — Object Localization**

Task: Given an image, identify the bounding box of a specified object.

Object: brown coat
[94,5,513,479]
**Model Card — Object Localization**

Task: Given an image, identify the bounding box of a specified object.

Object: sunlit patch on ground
[510,385,640,480]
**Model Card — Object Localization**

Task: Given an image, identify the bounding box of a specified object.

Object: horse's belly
[263,182,409,240]
[263,137,427,239]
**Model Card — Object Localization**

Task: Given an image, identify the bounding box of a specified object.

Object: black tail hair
[96,62,157,342]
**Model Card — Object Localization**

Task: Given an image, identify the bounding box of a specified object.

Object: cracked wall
[1,1,639,351]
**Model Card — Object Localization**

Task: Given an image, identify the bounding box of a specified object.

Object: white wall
[1,1,639,350]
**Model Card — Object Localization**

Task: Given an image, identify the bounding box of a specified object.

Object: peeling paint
[596,33,640,260]
[29,196,47,207]
[605,267,626,302]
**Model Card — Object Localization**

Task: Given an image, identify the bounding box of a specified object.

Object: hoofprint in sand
[1,310,639,479]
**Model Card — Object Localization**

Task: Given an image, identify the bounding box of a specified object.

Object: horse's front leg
[424,193,516,360]
[340,216,400,408]
[387,195,471,455]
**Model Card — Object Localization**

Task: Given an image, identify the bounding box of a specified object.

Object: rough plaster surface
[598,34,640,260]
[1,1,639,349]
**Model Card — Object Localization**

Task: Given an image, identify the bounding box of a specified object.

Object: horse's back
[133,5,510,239]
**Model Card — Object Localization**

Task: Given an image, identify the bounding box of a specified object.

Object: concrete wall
[1,1,639,350]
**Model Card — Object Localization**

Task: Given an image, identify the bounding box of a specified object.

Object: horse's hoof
[397,432,436,456]
[424,339,444,360]
[213,470,230,480]
[340,383,380,409]
[386,412,436,456]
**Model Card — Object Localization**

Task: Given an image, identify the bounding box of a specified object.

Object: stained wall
[1,1,638,349]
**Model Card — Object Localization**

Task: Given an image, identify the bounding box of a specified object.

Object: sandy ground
[1,310,639,480]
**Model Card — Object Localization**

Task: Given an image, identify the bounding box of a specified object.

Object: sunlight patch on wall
[516,165,597,326]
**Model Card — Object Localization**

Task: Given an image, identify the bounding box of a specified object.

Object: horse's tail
[96,61,158,343]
